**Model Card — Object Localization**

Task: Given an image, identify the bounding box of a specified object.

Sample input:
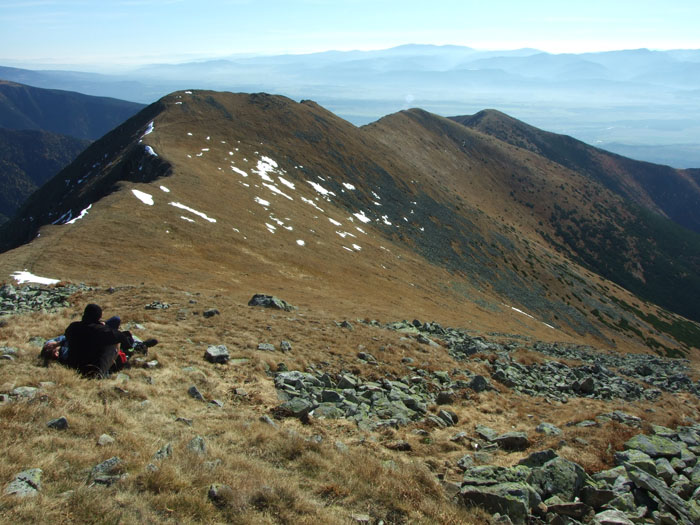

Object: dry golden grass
[0,285,699,523]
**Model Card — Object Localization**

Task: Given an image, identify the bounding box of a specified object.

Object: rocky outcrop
[272,368,478,430]
[247,294,296,311]
[0,283,84,317]
[458,424,700,524]
[381,320,700,400]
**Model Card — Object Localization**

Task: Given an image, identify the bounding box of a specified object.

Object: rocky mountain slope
[1,90,699,357]
[0,90,699,524]
[0,127,90,224]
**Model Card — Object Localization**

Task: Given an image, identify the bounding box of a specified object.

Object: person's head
[82,303,102,323]
[105,316,121,330]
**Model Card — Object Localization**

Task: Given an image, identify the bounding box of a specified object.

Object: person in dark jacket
[64,303,133,378]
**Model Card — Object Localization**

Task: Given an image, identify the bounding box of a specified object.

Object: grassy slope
[1,285,698,523]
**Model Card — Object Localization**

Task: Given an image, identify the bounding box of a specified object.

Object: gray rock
[528,456,588,501]
[47,416,68,430]
[494,432,530,451]
[4,468,42,497]
[257,343,276,352]
[625,434,682,459]
[11,386,38,399]
[248,294,296,311]
[457,454,474,471]
[280,340,292,352]
[536,422,562,436]
[593,510,635,525]
[518,449,558,469]
[187,436,207,456]
[97,434,115,446]
[90,456,124,485]
[624,463,695,524]
[202,308,220,318]
[279,397,314,418]
[188,385,204,401]
[469,375,490,392]
[461,482,534,525]
[153,443,173,461]
[208,399,224,408]
[204,345,229,364]
[475,425,499,442]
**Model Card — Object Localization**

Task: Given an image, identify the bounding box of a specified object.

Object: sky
[2,0,700,69]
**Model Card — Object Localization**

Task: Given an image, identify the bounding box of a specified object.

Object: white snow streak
[254,197,270,207]
[353,211,371,223]
[231,166,248,177]
[66,204,92,223]
[144,145,158,157]
[132,190,154,206]
[12,270,59,285]
[169,202,216,222]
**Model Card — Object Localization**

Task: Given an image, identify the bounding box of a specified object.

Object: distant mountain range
[0,81,145,223]
[1,44,699,168]
[1,90,699,357]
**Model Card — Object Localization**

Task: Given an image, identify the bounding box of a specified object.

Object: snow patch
[353,211,371,223]
[352,244,362,251]
[300,196,324,212]
[144,145,158,157]
[160,185,170,193]
[181,216,195,223]
[231,166,248,177]
[12,270,59,285]
[132,189,154,206]
[169,202,216,222]
[254,197,270,207]
[342,182,356,190]
[307,181,333,196]
[328,218,342,226]
[263,183,293,200]
[253,156,278,182]
[142,121,154,137]
[66,204,92,224]
[278,176,295,189]
[296,239,305,246]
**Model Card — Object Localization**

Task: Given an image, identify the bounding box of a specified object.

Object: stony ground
[1,283,700,524]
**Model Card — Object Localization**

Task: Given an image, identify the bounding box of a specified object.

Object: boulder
[204,345,229,364]
[528,456,588,502]
[248,294,296,311]
[592,509,635,525]
[90,456,124,485]
[4,468,42,497]
[536,422,562,436]
[47,416,68,430]
[625,434,682,459]
[494,432,530,451]
[461,482,535,525]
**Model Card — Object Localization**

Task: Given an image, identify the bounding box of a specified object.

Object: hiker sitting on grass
[64,303,134,378]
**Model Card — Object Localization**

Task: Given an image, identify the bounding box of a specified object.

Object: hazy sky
[2,0,699,68]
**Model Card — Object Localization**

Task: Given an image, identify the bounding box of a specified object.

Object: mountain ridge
[1,90,699,357]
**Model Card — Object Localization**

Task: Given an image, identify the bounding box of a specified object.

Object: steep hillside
[450,110,700,234]
[0,80,145,140]
[1,91,699,358]
[0,128,90,223]
[1,91,700,525]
